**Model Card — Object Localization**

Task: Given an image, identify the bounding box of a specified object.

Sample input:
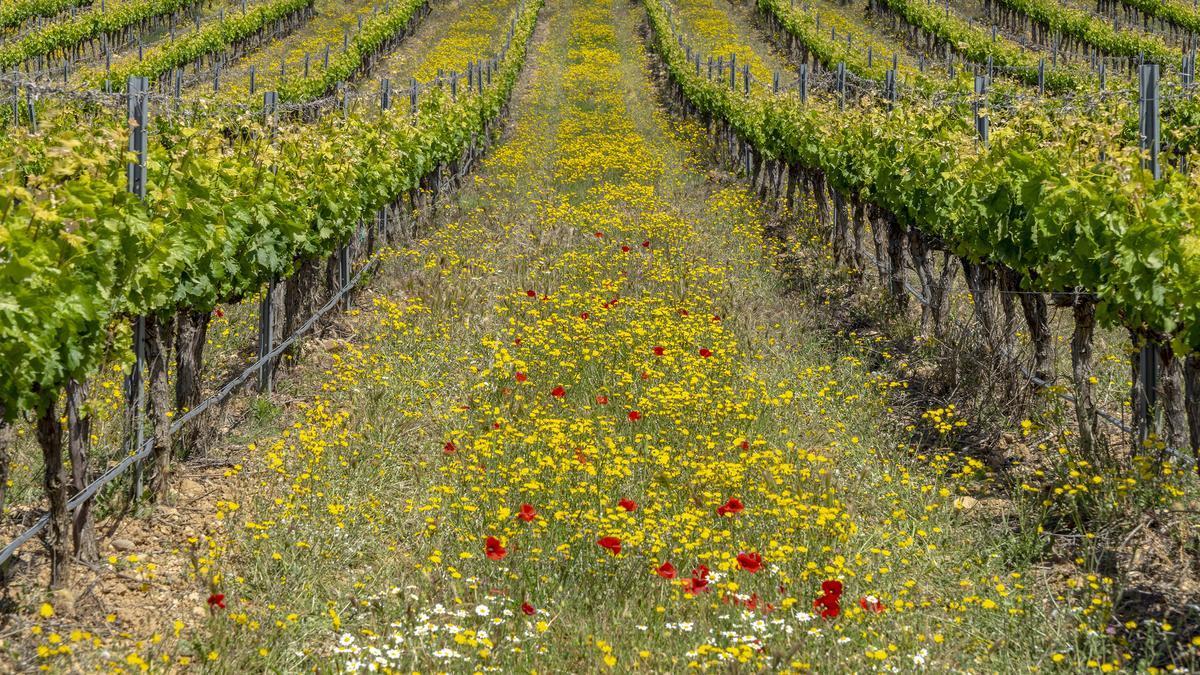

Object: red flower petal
[699,348,712,358]
[821,579,843,598]
[736,551,763,574]
[716,497,744,516]
[652,346,665,356]
[206,593,225,609]
[521,602,536,616]
[551,386,566,398]
[859,596,885,613]
[642,240,650,248]
[595,395,608,405]
[518,503,537,522]
[515,371,528,383]
[619,498,637,512]
[485,536,507,561]
[526,290,536,297]
[656,561,677,579]
[627,410,641,422]
[597,536,622,555]
[443,441,457,454]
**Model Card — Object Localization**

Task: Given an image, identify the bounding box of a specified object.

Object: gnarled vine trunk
[145,314,174,501]
[36,398,70,588]
[174,309,210,457]
[1072,296,1105,464]
[66,379,98,562]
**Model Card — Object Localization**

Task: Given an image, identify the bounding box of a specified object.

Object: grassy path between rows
[16,0,1113,669]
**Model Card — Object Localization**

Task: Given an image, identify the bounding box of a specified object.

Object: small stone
[111,538,136,552]
[953,496,978,510]
[179,479,204,497]
[51,589,75,615]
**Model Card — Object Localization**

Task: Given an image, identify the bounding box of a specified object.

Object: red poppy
[526,290,536,297]
[736,551,763,573]
[815,579,843,619]
[574,448,589,464]
[699,348,712,358]
[579,312,589,320]
[652,346,665,356]
[492,421,501,430]
[514,338,522,345]
[683,565,710,592]
[515,371,528,383]
[640,371,650,380]
[214,308,225,318]
[627,410,642,422]
[207,593,225,609]
[716,497,744,516]
[679,309,689,316]
[595,395,608,405]
[443,441,457,454]
[521,602,536,616]
[517,503,537,522]
[594,231,604,238]
[485,536,507,561]
[859,596,885,613]
[551,386,566,398]
[619,498,637,512]
[656,561,677,579]
[740,440,749,450]
[597,536,622,555]
[815,595,841,619]
[642,240,650,248]
[621,245,630,253]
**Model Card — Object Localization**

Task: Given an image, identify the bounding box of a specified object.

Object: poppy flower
[640,371,650,380]
[627,410,642,422]
[740,440,749,450]
[521,602,536,616]
[492,421,501,430]
[736,551,763,573]
[579,312,589,320]
[214,308,225,318]
[815,579,843,619]
[207,593,225,609]
[642,240,650,248]
[679,309,689,316]
[485,536,507,561]
[683,565,710,592]
[652,345,665,356]
[597,536,622,555]
[619,498,637,512]
[815,595,841,619]
[656,561,677,579]
[574,448,589,464]
[517,503,537,522]
[515,371,528,383]
[443,441,457,454]
[859,596,885,613]
[514,338,522,345]
[551,386,566,398]
[595,395,608,405]
[621,245,630,253]
[526,290,536,297]
[699,348,712,358]
[594,231,604,238]
[716,497,744,516]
